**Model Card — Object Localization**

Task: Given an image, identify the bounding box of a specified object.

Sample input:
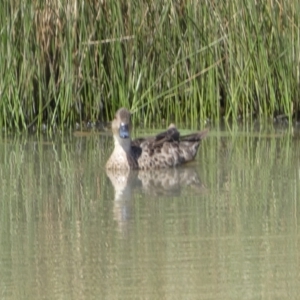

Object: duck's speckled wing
[154,127,180,143]
[131,127,208,170]
[132,126,180,147]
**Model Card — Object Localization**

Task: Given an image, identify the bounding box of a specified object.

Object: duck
[105,107,208,170]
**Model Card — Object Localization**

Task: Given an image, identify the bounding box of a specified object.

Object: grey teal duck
[105,107,208,170]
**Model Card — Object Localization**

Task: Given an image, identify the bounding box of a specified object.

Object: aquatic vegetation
[0,0,299,131]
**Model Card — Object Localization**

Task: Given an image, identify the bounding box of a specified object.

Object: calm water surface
[0,125,299,299]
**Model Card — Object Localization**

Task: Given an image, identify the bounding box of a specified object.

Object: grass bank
[0,0,299,131]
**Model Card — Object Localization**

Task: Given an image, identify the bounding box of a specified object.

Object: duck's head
[111,107,132,148]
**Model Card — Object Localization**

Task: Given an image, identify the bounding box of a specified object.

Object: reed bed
[0,0,299,131]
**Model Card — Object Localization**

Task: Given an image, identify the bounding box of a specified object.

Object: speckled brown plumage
[105,108,208,170]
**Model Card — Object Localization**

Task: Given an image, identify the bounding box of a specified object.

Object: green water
[0,126,299,299]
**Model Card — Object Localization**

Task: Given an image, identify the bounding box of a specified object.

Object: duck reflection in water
[106,166,206,232]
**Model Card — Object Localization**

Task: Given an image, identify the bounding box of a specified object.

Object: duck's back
[131,128,208,170]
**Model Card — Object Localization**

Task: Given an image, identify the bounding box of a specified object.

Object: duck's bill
[119,123,130,139]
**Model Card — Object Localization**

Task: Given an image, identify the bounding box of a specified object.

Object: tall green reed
[0,0,299,132]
